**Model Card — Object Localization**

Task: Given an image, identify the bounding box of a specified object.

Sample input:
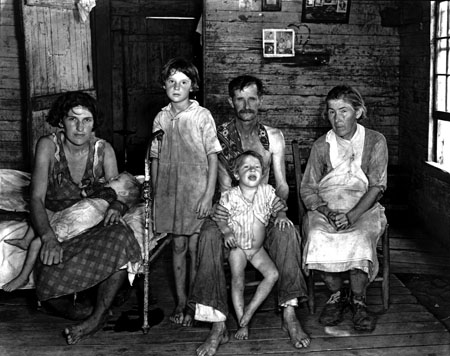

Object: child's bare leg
[170,234,188,324]
[229,247,249,340]
[183,233,199,327]
[240,248,278,328]
[3,238,41,292]
[4,225,35,250]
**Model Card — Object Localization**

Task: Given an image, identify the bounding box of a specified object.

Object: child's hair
[160,57,200,92]
[228,75,263,98]
[323,85,367,120]
[232,150,266,178]
[47,91,99,129]
[116,172,142,207]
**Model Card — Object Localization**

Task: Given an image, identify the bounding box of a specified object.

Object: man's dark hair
[47,91,99,129]
[228,75,263,98]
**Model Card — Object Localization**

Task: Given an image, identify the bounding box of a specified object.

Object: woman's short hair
[232,150,266,177]
[324,85,367,120]
[160,57,200,92]
[228,75,263,98]
[47,91,99,129]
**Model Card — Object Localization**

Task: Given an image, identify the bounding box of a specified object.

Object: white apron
[303,126,387,281]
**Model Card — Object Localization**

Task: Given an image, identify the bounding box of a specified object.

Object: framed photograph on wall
[262,0,282,12]
[262,29,295,58]
[302,0,351,23]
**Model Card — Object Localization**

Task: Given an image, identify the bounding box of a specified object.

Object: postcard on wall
[262,29,295,58]
[302,0,351,23]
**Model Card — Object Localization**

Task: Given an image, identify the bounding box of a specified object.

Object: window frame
[431,1,450,166]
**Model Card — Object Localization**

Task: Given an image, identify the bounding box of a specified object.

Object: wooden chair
[291,140,390,314]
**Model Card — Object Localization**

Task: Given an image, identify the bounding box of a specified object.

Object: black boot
[350,295,377,331]
[319,289,349,326]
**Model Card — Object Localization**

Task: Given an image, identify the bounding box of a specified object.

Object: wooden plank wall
[204,0,400,182]
[0,0,25,170]
[21,1,94,160]
[22,3,94,97]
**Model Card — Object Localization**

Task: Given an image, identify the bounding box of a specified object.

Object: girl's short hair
[324,85,367,120]
[160,57,200,92]
[47,91,99,129]
[232,150,266,177]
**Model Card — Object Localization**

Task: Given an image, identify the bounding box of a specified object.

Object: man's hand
[40,236,63,265]
[271,196,287,215]
[274,215,294,231]
[211,203,229,222]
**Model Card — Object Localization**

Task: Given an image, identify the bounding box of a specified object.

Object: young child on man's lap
[217,150,292,340]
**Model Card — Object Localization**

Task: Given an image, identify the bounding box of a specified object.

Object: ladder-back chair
[291,140,390,314]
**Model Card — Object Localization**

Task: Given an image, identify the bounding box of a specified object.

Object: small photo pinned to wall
[263,29,295,58]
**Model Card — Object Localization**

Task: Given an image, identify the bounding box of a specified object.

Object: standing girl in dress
[150,58,221,326]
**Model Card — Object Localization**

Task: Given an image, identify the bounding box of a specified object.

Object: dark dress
[35,132,141,301]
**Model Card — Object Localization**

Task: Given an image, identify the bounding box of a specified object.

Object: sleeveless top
[45,132,107,212]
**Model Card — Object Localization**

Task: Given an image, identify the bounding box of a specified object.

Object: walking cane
[142,129,164,334]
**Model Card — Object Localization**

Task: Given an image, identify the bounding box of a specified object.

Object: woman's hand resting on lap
[40,234,63,265]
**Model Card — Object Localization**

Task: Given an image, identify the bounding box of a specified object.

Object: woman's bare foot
[5,238,30,250]
[282,306,311,348]
[2,275,29,292]
[196,321,229,356]
[234,325,249,340]
[63,313,108,345]
[170,304,185,324]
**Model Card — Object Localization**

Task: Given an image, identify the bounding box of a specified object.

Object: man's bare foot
[234,325,249,340]
[2,275,29,292]
[282,306,311,348]
[196,321,229,356]
[63,314,108,345]
[5,238,30,250]
[170,305,185,325]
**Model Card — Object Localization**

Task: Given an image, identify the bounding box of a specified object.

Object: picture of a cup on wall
[263,29,295,58]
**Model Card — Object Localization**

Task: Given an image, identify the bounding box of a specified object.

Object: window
[433,1,450,169]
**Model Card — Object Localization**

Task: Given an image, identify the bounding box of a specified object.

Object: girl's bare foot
[234,325,249,340]
[182,308,194,327]
[5,238,30,250]
[2,275,29,292]
[170,304,185,324]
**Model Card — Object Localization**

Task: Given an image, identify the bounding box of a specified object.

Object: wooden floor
[1,217,450,355]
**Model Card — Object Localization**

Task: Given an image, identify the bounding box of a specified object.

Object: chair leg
[308,270,315,314]
[382,224,390,311]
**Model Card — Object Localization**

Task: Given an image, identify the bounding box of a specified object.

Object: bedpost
[142,130,164,334]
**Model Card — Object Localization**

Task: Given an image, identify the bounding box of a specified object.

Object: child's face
[235,155,263,189]
[163,70,192,104]
[105,174,127,193]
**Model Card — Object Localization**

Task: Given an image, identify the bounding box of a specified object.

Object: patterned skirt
[35,223,141,301]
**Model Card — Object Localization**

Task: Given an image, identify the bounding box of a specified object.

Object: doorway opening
[93,0,203,174]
